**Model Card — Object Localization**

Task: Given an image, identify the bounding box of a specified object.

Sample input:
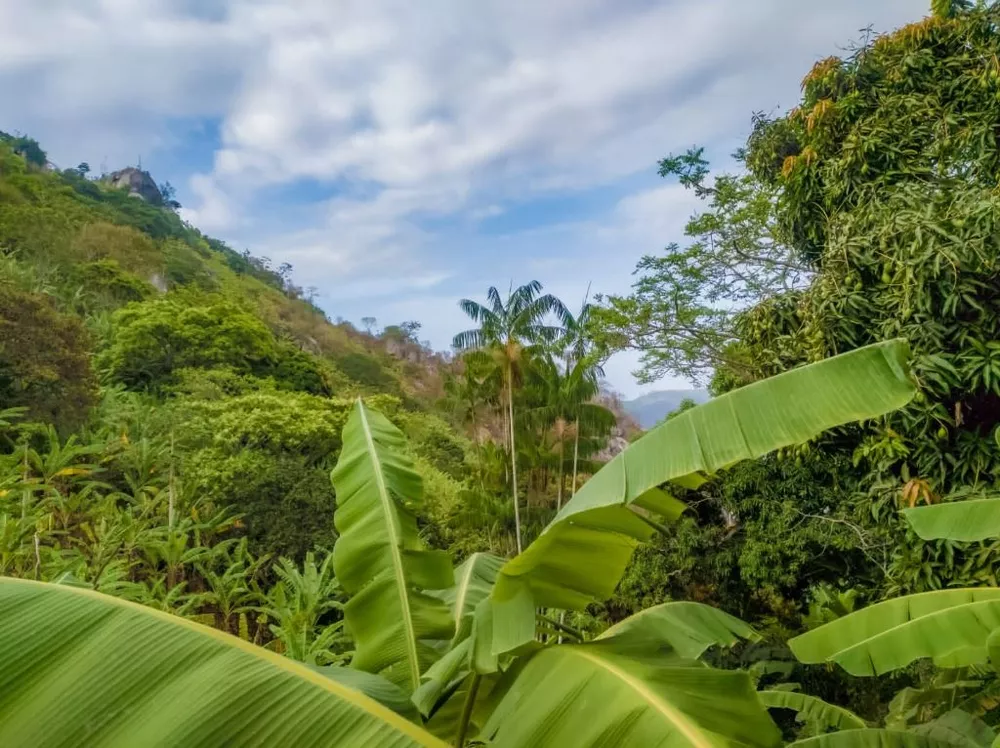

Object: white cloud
[0,0,928,395]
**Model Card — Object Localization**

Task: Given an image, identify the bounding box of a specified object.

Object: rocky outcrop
[106,167,162,203]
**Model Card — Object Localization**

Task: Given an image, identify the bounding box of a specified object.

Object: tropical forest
[4,1,1000,746]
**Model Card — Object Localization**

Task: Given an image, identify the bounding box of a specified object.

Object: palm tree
[528,355,615,509]
[453,281,569,553]
[557,291,610,498]
[560,284,596,369]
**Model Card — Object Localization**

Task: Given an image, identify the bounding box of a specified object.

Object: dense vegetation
[6,1,1000,745]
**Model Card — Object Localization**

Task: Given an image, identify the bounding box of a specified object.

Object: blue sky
[0,0,925,398]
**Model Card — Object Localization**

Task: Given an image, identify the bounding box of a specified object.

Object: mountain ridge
[623,389,710,428]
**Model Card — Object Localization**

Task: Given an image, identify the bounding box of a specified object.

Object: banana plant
[330,401,455,692]
[0,339,919,746]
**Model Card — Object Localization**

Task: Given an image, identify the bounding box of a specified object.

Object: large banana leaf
[910,710,995,748]
[758,690,866,731]
[789,589,1000,676]
[331,400,454,692]
[481,639,782,748]
[488,340,916,655]
[787,730,969,747]
[904,500,1000,542]
[597,601,759,658]
[0,577,444,747]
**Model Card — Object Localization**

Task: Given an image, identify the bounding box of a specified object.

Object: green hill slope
[0,134,469,560]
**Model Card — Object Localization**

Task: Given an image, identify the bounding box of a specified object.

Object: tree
[75,162,90,177]
[361,317,378,335]
[0,285,97,429]
[558,294,609,496]
[526,354,614,509]
[453,281,569,552]
[97,299,280,390]
[158,181,181,210]
[10,135,46,168]
[733,1,1000,590]
[591,147,809,384]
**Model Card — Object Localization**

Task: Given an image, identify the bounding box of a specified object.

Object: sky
[0,0,926,398]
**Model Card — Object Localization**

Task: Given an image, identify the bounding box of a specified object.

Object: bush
[74,260,154,305]
[71,222,163,277]
[0,284,97,428]
[334,351,397,391]
[97,298,280,390]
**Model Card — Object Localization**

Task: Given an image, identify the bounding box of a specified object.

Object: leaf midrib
[832,598,1000,673]
[567,647,714,748]
[357,404,421,693]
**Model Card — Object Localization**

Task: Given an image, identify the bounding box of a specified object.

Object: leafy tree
[453,281,569,552]
[0,285,97,428]
[591,147,808,384]
[97,298,279,390]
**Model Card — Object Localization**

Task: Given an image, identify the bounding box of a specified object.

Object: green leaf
[489,340,916,655]
[903,500,1000,542]
[910,710,995,748]
[306,665,421,721]
[597,601,760,659]
[331,399,455,692]
[789,589,1000,676]
[787,730,969,747]
[758,690,866,731]
[481,639,782,748]
[0,577,444,746]
[438,552,504,645]
[414,554,505,719]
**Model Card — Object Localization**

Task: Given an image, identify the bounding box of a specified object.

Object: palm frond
[458,299,489,325]
[452,328,486,352]
[486,286,504,315]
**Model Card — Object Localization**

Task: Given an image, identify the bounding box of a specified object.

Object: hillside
[0,133,475,562]
[623,388,709,428]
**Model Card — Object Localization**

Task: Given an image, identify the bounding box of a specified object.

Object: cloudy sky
[0,0,925,397]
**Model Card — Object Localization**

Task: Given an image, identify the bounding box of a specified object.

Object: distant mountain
[623,389,710,429]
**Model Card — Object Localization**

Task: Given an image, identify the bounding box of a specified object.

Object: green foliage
[73,259,154,306]
[334,351,398,391]
[97,298,279,390]
[0,284,97,428]
[330,401,454,692]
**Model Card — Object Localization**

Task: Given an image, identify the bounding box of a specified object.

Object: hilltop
[623,388,709,428]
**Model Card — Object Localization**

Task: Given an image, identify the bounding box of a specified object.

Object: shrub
[0,284,97,428]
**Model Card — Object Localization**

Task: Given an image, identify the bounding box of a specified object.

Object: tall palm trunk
[570,415,581,498]
[506,362,522,554]
[556,440,564,511]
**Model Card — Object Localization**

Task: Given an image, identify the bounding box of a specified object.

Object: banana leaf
[307,664,420,720]
[597,601,759,659]
[904,500,1000,542]
[788,730,968,747]
[481,638,782,748]
[488,340,916,655]
[910,710,995,748]
[331,400,454,692]
[789,589,1000,676]
[0,577,443,747]
[438,552,504,645]
[758,690,866,731]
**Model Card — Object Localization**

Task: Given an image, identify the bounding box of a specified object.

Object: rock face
[107,167,162,203]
